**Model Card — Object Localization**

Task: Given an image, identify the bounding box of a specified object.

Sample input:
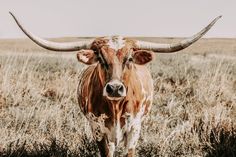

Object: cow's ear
[133,50,154,65]
[77,50,97,65]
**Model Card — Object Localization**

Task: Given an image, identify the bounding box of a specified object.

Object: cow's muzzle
[103,79,126,100]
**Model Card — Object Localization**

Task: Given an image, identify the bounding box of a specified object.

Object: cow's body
[77,37,153,156]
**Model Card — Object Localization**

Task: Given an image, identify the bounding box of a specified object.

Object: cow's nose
[104,80,126,99]
[106,83,124,95]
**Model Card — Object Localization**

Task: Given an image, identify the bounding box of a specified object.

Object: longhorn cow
[10,12,221,157]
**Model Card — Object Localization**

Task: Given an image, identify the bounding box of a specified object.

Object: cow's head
[76,36,155,100]
[10,12,221,101]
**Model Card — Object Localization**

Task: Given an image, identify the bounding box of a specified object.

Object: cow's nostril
[118,85,124,93]
[106,84,114,94]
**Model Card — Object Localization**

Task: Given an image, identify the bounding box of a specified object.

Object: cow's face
[77,37,154,101]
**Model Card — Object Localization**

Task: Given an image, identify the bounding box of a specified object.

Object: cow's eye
[123,57,133,69]
[128,57,133,62]
[97,56,103,63]
[97,57,109,69]
[124,57,132,64]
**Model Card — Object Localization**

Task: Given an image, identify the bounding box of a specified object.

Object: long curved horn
[136,16,222,53]
[9,12,93,52]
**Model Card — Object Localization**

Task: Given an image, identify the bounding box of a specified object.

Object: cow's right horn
[10,12,93,52]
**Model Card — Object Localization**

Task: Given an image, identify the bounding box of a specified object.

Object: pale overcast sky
[0,0,235,38]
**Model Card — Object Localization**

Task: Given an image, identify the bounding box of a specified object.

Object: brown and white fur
[77,36,154,157]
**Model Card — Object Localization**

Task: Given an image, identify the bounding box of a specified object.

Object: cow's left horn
[10,12,92,52]
[136,16,222,53]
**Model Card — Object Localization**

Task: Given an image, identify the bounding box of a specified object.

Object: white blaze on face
[106,36,125,51]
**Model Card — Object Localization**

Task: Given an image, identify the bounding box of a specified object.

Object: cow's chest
[86,104,146,146]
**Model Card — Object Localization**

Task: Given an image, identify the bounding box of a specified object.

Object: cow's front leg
[97,137,115,157]
[96,138,108,157]
[124,124,142,157]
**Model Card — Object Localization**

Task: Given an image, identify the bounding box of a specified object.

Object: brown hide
[77,37,153,131]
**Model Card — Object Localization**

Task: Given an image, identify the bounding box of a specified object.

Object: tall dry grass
[0,38,235,156]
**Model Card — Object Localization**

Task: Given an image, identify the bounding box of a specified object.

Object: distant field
[0,37,235,157]
[1,37,236,55]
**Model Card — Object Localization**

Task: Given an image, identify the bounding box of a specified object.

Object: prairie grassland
[0,38,236,157]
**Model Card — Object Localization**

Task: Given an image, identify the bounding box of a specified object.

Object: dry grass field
[0,37,235,157]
